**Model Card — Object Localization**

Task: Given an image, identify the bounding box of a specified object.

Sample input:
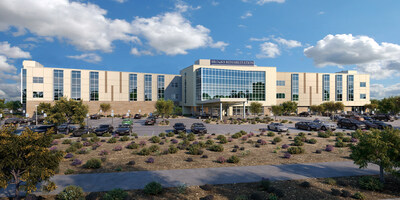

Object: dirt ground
[54,130,353,175]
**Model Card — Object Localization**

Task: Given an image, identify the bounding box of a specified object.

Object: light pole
[86,113,89,128]
[111,110,114,126]
[35,105,38,126]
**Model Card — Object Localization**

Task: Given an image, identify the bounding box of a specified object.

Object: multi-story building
[21,59,370,118]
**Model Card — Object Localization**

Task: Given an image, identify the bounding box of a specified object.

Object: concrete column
[243,102,246,119]
[220,102,223,121]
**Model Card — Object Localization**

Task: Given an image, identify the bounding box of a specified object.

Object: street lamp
[35,105,39,126]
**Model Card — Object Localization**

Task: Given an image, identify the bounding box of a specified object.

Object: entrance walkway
[0,161,379,197]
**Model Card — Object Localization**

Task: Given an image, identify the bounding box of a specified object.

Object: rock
[127,160,136,166]
[200,184,213,191]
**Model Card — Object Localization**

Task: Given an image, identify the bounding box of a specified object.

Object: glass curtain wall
[54,70,63,100]
[129,74,137,101]
[22,69,26,104]
[323,74,330,101]
[347,75,354,101]
[71,71,81,100]
[196,68,265,101]
[157,75,165,99]
[291,74,299,101]
[144,74,152,101]
[335,75,342,101]
[90,72,99,101]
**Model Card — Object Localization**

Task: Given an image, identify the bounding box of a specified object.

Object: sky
[0,0,400,100]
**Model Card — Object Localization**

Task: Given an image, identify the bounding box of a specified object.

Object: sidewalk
[0,161,379,197]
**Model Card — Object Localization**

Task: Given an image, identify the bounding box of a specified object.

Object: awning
[196,98,247,105]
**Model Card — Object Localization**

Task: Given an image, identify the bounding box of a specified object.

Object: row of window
[275,92,367,100]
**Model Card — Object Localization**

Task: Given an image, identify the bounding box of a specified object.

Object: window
[360,94,366,99]
[184,73,187,103]
[276,93,285,99]
[144,74,152,101]
[347,75,354,101]
[360,82,366,87]
[22,69,26,104]
[33,91,43,98]
[90,72,99,101]
[129,74,137,101]
[322,74,330,101]
[71,71,81,100]
[335,75,342,101]
[291,74,299,101]
[195,68,266,101]
[33,77,43,83]
[157,75,165,99]
[54,70,63,100]
[276,80,285,86]
[171,82,179,87]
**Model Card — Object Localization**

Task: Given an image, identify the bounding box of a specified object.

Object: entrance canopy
[196,98,247,105]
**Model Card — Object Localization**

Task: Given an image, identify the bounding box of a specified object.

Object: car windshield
[119,124,130,128]
[193,123,205,127]
[175,123,184,126]
[99,125,109,128]
[276,123,283,126]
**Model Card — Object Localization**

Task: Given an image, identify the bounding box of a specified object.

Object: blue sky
[0,0,400,100]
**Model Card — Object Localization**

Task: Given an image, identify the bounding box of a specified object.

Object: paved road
[0,161,379,197]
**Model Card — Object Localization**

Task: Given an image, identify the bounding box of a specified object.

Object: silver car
[313,119,336,131]
[267,123,288,132]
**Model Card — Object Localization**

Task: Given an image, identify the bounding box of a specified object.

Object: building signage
[210,59,254,66]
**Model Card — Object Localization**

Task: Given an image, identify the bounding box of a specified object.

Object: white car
[267,123,288,132]
[313,119,337,131]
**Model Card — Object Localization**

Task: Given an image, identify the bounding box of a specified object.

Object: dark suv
[298,112,312,117]
[94,124,114,136]
[144,117,156,125]
[294,121,321,131]
[337,118,366,130]
[191,123,207,134]
[173,123,186,133]
[372,114,395,122]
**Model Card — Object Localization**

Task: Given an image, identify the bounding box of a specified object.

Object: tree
[249,102,263,116]
[364,103,378,112]
[45,97,88,126]
[378,97,400,114]
[271,105,283,120]
[173,106,182,116]
[350,129,400,183]
[155,99,174,121]
[37,102,52,114]
[100,103,111,115]
[321,101,336,113]
[310,105,324,115]
[5,101,22,112]
[0,127,63,199]
[281,101,297,115]
[334,102,345,113]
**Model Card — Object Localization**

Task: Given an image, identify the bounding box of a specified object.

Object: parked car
[371,121,393,130]
[360,115,373,121]
[90,114,101,120]
[57,123,70,134]
[372,114,395,122]
[114,124,132,135]
[295,121,321,131]
[199,113,211,119]
[13,128,25,136]
[121,119,133,126]
[94,124,114,136]
[32,125,56,133]
[267,123,288,132]
[330,114,343,121]
[144,117,156,125]
[173,123,186,133]
[4,118,23,124]
[337,118,367,130]
[72,126,91,137]
[298,112,312,117]
[134,114,142,119]
[313,119,337,131]
[191,123,207,134]
[359,120,379,129]
[122,114,130,119]
[68,125,79,133]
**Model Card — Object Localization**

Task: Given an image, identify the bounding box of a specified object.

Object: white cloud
[371,83,400,99]
[256,42,280,58]
[131,12,228,55]
[318,11,325,15]
[250,37,270,42]
[113,0,127,3]
[0,83,20,100]
[241,11,253,19]
[175,1,201,13]
[211,1,219,6]
[272,37,302,48]
[130,48,153,56]
[0,41,31,58]
[257,0,285,4]
[245,45,252,49]
[238,24,247,28]
[0,0,138,52]
[0,56,17,73]
[304,34,400,80]
[67,53,102,63]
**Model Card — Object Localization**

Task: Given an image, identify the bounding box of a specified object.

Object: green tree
[249,102,263,116]
[100,103,111,115]
[350,129,400,183]
[0,127,63,199]
[378,97,400,114]
[364,103,378,112]
[155,99,174,121]
[37,102,52,114]
[5,101,22,113]
[173,105,182,116]
[310,105,324,115]
[281,101,297,115]
[46,97,89,126]
[271,105,283,120]
[321,101,336,113]
[334,102,345,113]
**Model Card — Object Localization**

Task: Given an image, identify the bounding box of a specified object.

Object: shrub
[178,132,186,139]
[324,178,336,185]
[325,145,334,152]
[99,150,109,156]
[71,142,83,149]
[64,169,75,175]
[64,153,74,159]
[56,185,84,200]
[335,132,344,137]
[84,158,102,169]
[150,136,161,143]
[281,144,289,149]
[358,176,383,191]
[103,133,112,137]
[241,135,248,141]
[341,190,351,197]
[267,132,275,137]
[201,155,208,159]
[146,157,155,163]
[283,153,291,159]
[351,137,358,143]
[300,181,311,188]
[273,137,282,143]
[83,141,91,146]
[198,141,207,148]
[77,148,89,154]
[144,182,163,195]
[232,132,242,139]
[335,140,345,147]
[71,159,82,166]
[108,137,117,143]
[318,132,330,138]
[113,145,123,151]
[159,132,166,137]
[293,138,304,146]
[331,188,341,196]
[102,188,128,200]
[149,145,160,152]
[281,119,288,123]
[65,146,76,154]
[188,144,203,155]
[139,141,147,146]
[209,144,224,152]
[171,139,178,144]
[126,143,139,149]
[342,137,352,142]
[259,178,270,191]
[127,160,136,166]
[168,145,179,154]
[139,148,151,156]
[167,132,174,137]
[205,139,214,145]
[268,193,278,200]
[62,139,72,144]
[353,192,366,200]
[287,146,305,154]
[217,156,226,163]
[120,136,129,141]
[239,147,245,151]
[90,136,100,143]
[316,149,322,154]
[227,155,240,163]
[257,139,267,145]
[307,138,317,144]
[187,133,196,141]
[186,158,193,162]
[298,132,306,137]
